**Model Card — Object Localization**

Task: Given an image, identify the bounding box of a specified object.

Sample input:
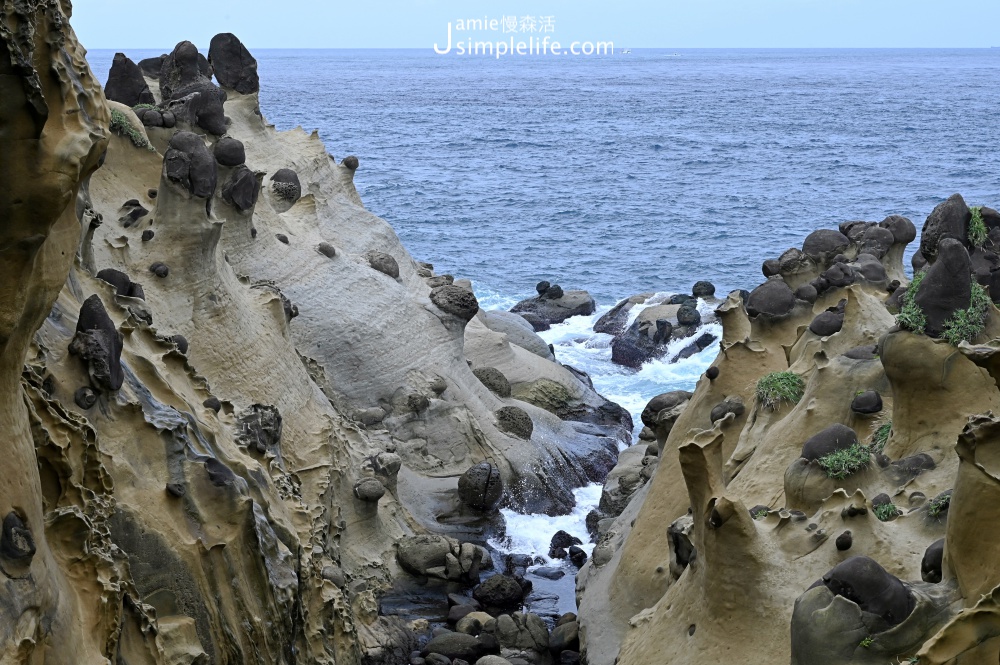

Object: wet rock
[549,531,582,558]
[532,567,565,581]
[800,424,858,461]
[208,33,260,94]
[353,478,386,502]
[802,229,850,261]
[431,285,480,321]
[472,367,511,398]
[568,546,587,567]
[692,280,715,297]
[105,53,155,106]
[913,238,973,337]
[676,304,701,326]
[510,288,596,327]
[317,242,337,258]
[236,404,282,454]
[746,279,796,318]
[342,155,359,170]
[213,136,246,166]
[366,251,400,279]
[921,538,945,583]
[458,462,503,512]
[850,390,882,415]
[495,406,533,439]
[835,531,853,551]
[473,574,524,611]
[69,295,124,392]
[816,556,915,627]
[74,386,98,409]
[0,513,35,561]
[920,193,970,261]
[164,131,217,198]
[270,168,301,202]
[221,165,260,212]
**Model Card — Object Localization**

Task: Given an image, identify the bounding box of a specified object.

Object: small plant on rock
[927,493,951,519]
[941,282,991,346]
[754,371,805,410]
[869,417,892,454]
[132,103,158,111]
[874,502,901,522]
[752,508,768,520]
[818,443,872,480]
[969,206,988,248]
[110,108,156,152]
[859,635,874,648]
[896,270,928,334]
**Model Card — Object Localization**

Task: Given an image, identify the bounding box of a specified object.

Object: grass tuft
[869,417,892,454]
[927,493,951,519]
[874,502,901,522]
[969,206,988,248]
[942,282,990,346]
[755,371,805,410]
[132,103,158,111]
[896,270,928,334]
[110,108,156,152]
[818,443,872,480]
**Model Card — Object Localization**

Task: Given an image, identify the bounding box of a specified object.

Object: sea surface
[88,48,1000,613]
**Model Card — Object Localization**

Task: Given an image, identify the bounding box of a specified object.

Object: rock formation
[574,198,1000,664]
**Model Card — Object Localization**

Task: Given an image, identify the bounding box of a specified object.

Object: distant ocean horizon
[89,48,1000,306]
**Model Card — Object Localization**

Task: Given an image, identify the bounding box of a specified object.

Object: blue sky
[75,0,1000,49]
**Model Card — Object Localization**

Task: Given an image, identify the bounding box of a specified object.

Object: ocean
[87,49,1000,610]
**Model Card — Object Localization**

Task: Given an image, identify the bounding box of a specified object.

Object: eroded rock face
[816,557,915,627]
[164,131,217,197]
[159,41,228,135]
[511,287,596,328]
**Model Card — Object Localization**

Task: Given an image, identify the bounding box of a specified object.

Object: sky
[75,0,1000,49]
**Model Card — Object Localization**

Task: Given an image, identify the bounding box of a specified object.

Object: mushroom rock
[913,238,972,337]
[159,41,228,135]
[802,228,850,262]
[366,250,400,279]
[163,131,218,198]
[431,284,480,322]
[495,406,533,439]
[213,136,246,166]
[814,556,915,628]
[746,279,796,317]
[221,165,260,212]
[920,193,971,262]
[104,52,155,106]
[96,268,145,299]
[208,33,260,94]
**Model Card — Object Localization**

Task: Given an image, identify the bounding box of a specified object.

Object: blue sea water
[91,48,1000,306]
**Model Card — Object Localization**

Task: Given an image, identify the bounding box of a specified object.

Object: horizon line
[87,45,1000,51]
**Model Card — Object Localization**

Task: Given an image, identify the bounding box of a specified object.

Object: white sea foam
[488,483,603,563]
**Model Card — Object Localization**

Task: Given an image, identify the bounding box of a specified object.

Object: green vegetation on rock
[927,493,951,519]
[896,270,927,334]
[874,502,901,522]
[941,282,990,346]
[869,418,892,454]
[110,107,155,152]
[754,371,805,410]
[818,443,871,480]
[969,206,988,248]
